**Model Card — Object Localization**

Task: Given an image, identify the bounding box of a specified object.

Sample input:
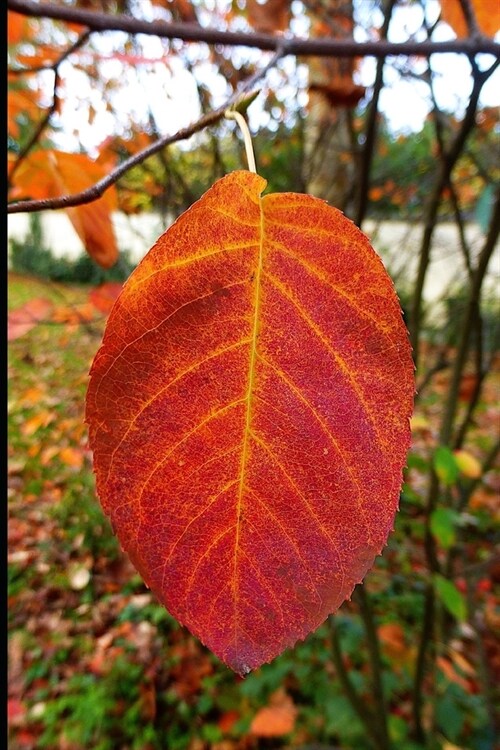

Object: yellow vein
[160,477,240,592]
[185,523,237,620]
[269,239,391,336]
[249,428,352,565]
[264,271,387,453]
[244,489,323,607]
[256,354,364,505]
[105,338,250,482]
[232,195,265,644]
[206,204,260,227]
[240,546,286,632]
[245,488,323,611]
[92,279,247,411]
[132,240,257,288]
[263,215,352,238]
[134,398,245,510]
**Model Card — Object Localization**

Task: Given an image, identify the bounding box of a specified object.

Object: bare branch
[8,0,500,58]
[7,47,285,214]
[8,28,91,75]
[8,30,92,183]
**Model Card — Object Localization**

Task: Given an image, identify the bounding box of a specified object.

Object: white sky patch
[44,0,500,151]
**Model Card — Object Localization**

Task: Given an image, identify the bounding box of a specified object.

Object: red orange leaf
[89,282,123,315]
[86,170,414,674]
[247,0,291,34]
[250,689,297,737]
[440,0,500,38]
[8,297,53,341]
[8,11,34,46]
[11,150,119,268]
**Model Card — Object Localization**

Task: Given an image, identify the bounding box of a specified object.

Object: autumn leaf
[440,0,500,38]
[59,446,85,470]
[453,449,482,479]
[88,282,123,315]
[86,170,414,674]
[250,689,297,737]
[246,0,291,34]
[307,4,365,110]
[8,11,35,46]
[8,88,44,140]
[8,297,53,341]
[11,150,119,268]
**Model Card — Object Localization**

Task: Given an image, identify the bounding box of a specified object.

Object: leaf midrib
[232,191,265,634]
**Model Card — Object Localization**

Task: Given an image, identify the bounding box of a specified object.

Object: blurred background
[8,1,500,749]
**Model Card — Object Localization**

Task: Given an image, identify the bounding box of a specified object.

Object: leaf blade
[86,170,414,673]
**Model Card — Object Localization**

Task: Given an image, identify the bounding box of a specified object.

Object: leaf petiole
[225,109,257,174]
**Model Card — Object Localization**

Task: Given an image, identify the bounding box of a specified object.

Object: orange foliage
[8,11,32,46]
[8,297,53,341]
[307,2,365,109]
[8,88,44,139]
[440,0,500,38]
[250,689,297,737]
[11,150,119,268]
[246,0,291,34]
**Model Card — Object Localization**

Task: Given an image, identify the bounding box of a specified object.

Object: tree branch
[8,0,500,58]
[8,30,91,185]
[354,0,396,227]
[7,47,285,214]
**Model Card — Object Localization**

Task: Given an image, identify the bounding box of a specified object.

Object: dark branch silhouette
[8,0,500,58]
[8,47,285,214]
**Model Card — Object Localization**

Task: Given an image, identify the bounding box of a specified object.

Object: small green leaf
[388,713,408,742]
[430,507,459,549]
[436,687,465,741]
[234,90,260,115]
[406,452,429,472]
[434,445,459,486]
[434,575,467,621]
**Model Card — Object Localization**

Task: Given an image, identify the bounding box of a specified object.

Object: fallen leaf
[410,413,431,432]
[436,655,471,691]
[21,410,54,437]
[86,170,414,674]
[218,710,240,733]
[8,297,53,341]
[250,689,297,737]
[59,446,85,469]
[377,622,407,658]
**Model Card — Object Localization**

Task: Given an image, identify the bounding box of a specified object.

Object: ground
[8,272,500,750]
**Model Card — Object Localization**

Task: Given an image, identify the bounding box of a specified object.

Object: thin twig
[412,582,435,743]
[8,47,285,214]
[329,618,386,750]
[458,0,482,38]
[411,186,500,744]
[409,58,499,365]
[8,31,92,185]
[439,188,500,444]
[354,0,396,227]
[355,586,390,748]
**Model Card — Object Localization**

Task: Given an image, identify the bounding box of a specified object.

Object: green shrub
[9,213,135,284]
